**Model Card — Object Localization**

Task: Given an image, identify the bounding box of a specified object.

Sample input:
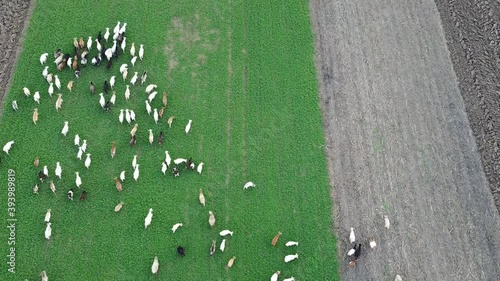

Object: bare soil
[1,0,499,280]
[310,0,500,280]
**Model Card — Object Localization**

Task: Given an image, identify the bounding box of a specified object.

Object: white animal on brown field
[208,211,215,228]
[199,189,206,206]
[55,93,63,111]
[130,123,138,136]
[114,201,124,212]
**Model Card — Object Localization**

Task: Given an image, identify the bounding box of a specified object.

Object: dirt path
[0,0,33,113]
[309,0,500,280]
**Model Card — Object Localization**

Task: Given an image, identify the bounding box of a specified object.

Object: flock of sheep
[3,21,305,280]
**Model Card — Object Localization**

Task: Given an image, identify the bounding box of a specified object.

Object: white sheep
[55,94,63,111]
[81,140,87,152]
[61,121,69,136]
[3,140,14,154]
[130,110,136,121]
[171,223,183,233]
[144,208,153,228]
[151,256,159,274]
[174,158,187,165]
[99,93,105,108]
[55,162,62,179]
[153,108,159,124]
[185,119,192,134]
[125,109,131,124]
[164,151,172,166]
[148,91,157,102]
[11,100,18,111]
[208,211,215,228]
[119,109,124,124]
[197,162,204,175]
[285,241,299,247]
[44,222,52,240]
[220,239,226,252]
[23,87,30,96]
[132,155,137,169]
[130,72,138,85]
[44,209,51,223]
[220,230,233,236]
[33,91,40,104]
[145,100,152,115]
[74,134,80,146]
[41,270,48,281]
[110,91,116,105]
[283,277,296,281]
[114,201,124,212]
[40,53,48,64]
[199,189,206,206]
[270,271,280,281]
[104,27,110,42]
[54,75,61,90]
[75,172,82,188]
[84,154,91,169]
[130,43,135,57]
[349,227,355,243]
[87,36,92,50]
[133,164,140,181]
[48,82,54,97]
[384,215,390,229]
[131,56,137,67]
[77,146,83,160]
[284,253,298,263]
[120,171,126,182]
[243,181,256,189]
[161,162,167,175]
[139,44,144,60]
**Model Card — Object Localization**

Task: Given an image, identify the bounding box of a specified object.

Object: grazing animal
[114,201,124,212]
[159,107,165,118]
[271,271,281,281]
[67,80,73,91]
[384,215,390,229]
[349,227,355,243]
[55,94,63,111]
[130,42,135,56]
[148,129,154,144]
[67,188,74,201]
[104,27,110,42]
[220,230,233,236]
[143,83,157,94]
[197,162,204,175]
[285,241,299,247]
[177,246,185,256]
[208,211,215,228]
[220,239,226,252]
[11,100,18,111]
[110,91,116,105]
[114,21,121,34]
[161,161,168,175]
[119,22,127,34]
[139,44,144,60]
[283,277,296,281]
[144,208,153,228]
[244,181,256,189]
[227,256,236,268]
[122,68,128,81]
[210,240,216,256]
[23,87,30,96]
[110,76,116,89]
[72,57,78,71]
[77,146,83,160]
[151,256,159,274]
[75,172,82,188]
[54,75,61,90]
[130,109,136,121]
[199,189,206,206]
[34,156,40,167]
[40,53,48,64]
[34,91,40,104]
[145,100,152,115]
[164,151,172,166]
[99,93,105,108]
[369,239,377,249]
[172,223,183,233]
[41,270,48,281]
[158,131,164,144]
[129,134,137,146]
[133,164,140,181]
[153,108,159,124]
[174,158,187,165]
[87,36,92,50]
[79,37,85,49]
[38,171,46,182]
[45,222,52,240]
[33,108,38,125]
[55,162,62,179]
[80,191,87,200]
[106,59,112,70]
[284,253,299,263]
[130,123,138,136]
[173,166,179,177]
[141,71,147,85]
[84,153,91,169]
[168,116,174,128]
[43,165,49,177]
[119,109,124,124]
[185,119,192,134]
[48,82,54,97]
[163,92,167,107]
[42,66,48,78]
[130,72,138,85]
[125,85,130,100]
[111,142,116,158]
[44,209,51,223]
[33,184,39,194]
[103,80,109,93]
[131,56,137,67]
[90,82,95,94]
[394,275,403,281]
[49,181,56,194]
[105,48,113,61]
[81,140,87,152]
[186,157,195,170]
[148,91,157,102]
[272,232,282,246]
[61,121,69,136]
[114,177,122,192]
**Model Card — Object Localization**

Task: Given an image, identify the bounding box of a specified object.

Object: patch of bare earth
[310,0,500,280]
[0,0,33,114]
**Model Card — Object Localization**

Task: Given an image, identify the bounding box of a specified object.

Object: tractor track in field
[310,0,500,280]
[0,0,33,115]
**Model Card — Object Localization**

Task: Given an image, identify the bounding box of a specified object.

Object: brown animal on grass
[114,177,123,192]
[272,232,282,246]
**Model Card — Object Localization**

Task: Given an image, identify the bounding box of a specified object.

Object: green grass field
[0,0,340,280]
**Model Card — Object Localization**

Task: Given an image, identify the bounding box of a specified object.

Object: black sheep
[177,246,185,256]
